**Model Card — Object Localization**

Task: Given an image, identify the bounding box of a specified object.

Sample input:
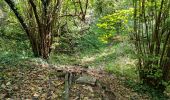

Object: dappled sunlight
[79,40,138,79]
[81,46,116,64]
[1,0,169,99]
[116,56,137,68]
[113,56,137,76]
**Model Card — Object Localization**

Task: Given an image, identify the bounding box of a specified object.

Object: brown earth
[0,60,150,100]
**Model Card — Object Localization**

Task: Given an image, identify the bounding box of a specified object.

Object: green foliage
[124,79,169,99]
[103,41,137,79]
[98,8,134,27]
[96,8,134,43]
[94,0,115,16]
[1,0,170,98]
[49,53,80,65]
[0,36,32,65]
[133,0,170,92]
[94,0,133,16]
[0,21,32,65]
[77,25,106,52]
[0,1,32,66]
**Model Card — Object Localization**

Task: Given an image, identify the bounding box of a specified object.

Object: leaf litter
[0,60,150,100]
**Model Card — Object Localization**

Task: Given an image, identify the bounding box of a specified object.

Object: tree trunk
[40,32,52,59]
[30,32,52,59]
[4,0,54,59]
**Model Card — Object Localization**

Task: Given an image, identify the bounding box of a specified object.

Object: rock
[13,85,19,91]
[76,75,96,86]
[33,93,39,97]
[84,97,89,100]
[32,93,39,100]
[6,82,11,86]
[84,86,93,92]
[1,84,6,89]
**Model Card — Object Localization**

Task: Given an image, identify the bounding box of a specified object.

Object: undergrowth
[1,24,169,99]
[124,79,170,100]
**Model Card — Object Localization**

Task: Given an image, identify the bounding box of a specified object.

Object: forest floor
[0,36,170,100]
[0,59,151,100]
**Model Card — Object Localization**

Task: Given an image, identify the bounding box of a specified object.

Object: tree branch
[52,0,61,15]
[4,0,30,37]
[29,0,41,29]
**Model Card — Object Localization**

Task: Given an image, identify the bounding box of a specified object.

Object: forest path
[0,60,149,100]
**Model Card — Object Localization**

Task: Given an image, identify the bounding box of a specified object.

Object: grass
[48,53,81,65]
[77,35,138,79]
[1,29,169,99]
[49,35,138,80]
[49,35,170,99]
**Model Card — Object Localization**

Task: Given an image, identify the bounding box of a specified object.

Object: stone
[6,82,11,86]
[76,75,96,85]
[1,84,6,89]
